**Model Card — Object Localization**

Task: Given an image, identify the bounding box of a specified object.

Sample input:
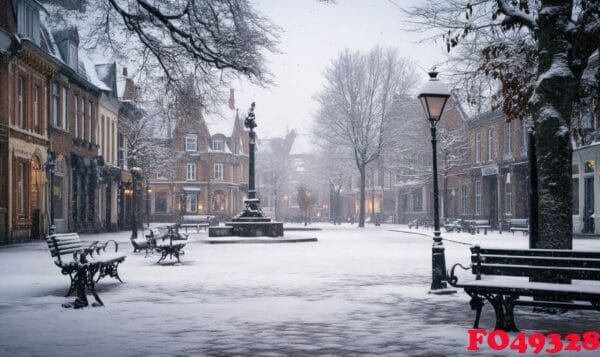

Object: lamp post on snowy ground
[418,70,455,294]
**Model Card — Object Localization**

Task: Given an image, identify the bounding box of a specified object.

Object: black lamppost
[46,153,57,235]
[418,70,455,294]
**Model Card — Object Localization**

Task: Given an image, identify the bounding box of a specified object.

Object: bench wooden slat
[475,247,600,259]
[472,255,600,268]
[476,263,600,280]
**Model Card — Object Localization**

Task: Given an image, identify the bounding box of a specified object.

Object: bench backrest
[509,219,528,226]
[470,246,600,281]
[47,233,83,266]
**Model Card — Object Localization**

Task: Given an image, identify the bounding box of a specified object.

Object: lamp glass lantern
[418,71,451,123]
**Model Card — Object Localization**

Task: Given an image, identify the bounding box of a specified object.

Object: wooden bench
[444,220,463,233]
[179,223,210,233]
[448,246,600,331]
[464,219,492,234]
[508,218,529,235]
[47,233,126,298]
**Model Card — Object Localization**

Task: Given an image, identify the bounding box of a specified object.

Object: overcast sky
[233,0,447,143]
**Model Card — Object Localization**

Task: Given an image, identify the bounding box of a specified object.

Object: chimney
[228,88,235,110]
[122,67,128,77]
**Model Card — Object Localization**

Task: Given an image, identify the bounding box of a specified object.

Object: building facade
[149,89,249,223]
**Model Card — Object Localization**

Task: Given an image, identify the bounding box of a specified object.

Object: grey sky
[233,0,447,142]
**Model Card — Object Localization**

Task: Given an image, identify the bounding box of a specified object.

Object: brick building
[461,112,530,227]
[149,89,249,222]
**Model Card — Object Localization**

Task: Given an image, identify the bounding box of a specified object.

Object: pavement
[0,224,598,356]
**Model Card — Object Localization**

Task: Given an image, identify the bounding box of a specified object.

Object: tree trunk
[359,165,366,228]
[530,3,575,249]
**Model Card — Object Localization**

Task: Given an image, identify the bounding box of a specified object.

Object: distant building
[149,89,249,222]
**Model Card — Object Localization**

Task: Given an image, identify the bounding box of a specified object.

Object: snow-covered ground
[0,224,598,356]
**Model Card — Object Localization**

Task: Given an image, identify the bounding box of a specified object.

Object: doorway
[583,177,595,233]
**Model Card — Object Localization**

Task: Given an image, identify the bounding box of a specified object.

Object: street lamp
[418,70,455,294]
[46,152,57,235]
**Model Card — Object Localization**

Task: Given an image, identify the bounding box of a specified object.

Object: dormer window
[68,42,78,69]
[17,0,41,45]
[185,135,197,152]
[212,138,225,151]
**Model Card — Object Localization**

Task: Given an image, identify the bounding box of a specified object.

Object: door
[487,177,498,227]
[583,177,595,233]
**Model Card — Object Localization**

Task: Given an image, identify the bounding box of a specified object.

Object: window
[17,76,25,128]
[186,163,196,181]
[155,191,168,213]
[61,87,68,130]
[185,135,197,152]
[100,115,105,158]
[475,180,482,215]
[81,98,86,140]
[18,163,25,215]
[487,128,493,162]
[52,83,60,127]
[475,133,481,163]
[214,163,223,180]
[584,160,595,173]
[88,101,93,142]
[74,95,78,137]
[505,182,512,215]
[186,194,197,213]
[572,178,579,215]
[212,191,226,212]
[17,0,40,44]
[504,122,512,155]
[118,132,127,169]
[212,138,225,151]
[413,190,422,211]
[33,85,39,132]
[68,42,78,69]
[461,184,469,215]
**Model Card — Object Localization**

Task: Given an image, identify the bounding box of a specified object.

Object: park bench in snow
[154,226,188,264]
[508,218,529,235]
[46,233,126,299]
[179,222,210,233]
[448,246,600,331]
[464,219,492,234]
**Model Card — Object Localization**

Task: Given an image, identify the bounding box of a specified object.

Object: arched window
[212,190,226,212]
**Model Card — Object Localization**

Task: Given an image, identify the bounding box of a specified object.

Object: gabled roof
[205,106,238,137]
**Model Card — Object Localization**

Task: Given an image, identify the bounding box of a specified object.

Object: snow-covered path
[0,225,598,356]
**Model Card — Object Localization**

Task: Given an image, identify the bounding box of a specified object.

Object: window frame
[487,128,493,162]
[185,135,198,152]
[475,132,481,164]
[214,163,224,180]
[186,163,197,181]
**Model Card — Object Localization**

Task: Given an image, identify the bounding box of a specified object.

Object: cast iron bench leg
[487,294,519,332]
[468,293,485,328]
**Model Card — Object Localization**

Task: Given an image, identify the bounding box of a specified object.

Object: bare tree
[405,0,600,249]
[313,47,418,227]
[42,0,279,92]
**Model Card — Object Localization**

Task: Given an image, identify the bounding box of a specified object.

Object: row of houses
[0,0,142,244]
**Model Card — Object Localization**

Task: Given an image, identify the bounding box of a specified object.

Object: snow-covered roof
[205,106,238,137]
[81,57,111,91]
